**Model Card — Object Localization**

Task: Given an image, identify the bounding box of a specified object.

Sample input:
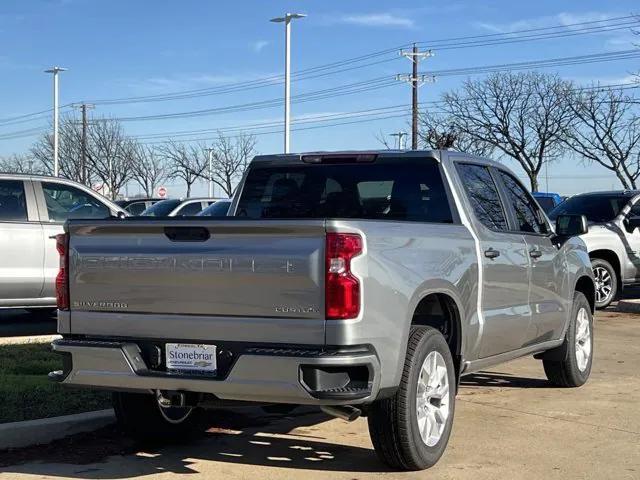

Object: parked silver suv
[0,174,125,310]
[550,190,640,308]
[51,151,595,471]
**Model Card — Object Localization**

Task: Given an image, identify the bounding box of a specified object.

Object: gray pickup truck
[50,150,595,471]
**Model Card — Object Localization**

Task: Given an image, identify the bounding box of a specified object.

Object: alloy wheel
[593,266,613,305]
[575,307,592,372]
[416,351,450,447]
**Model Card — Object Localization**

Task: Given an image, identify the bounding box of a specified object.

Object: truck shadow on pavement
[0,408,393,477]
[460,371,550,389]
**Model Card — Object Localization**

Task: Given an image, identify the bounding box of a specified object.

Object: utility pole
[204,147,215,197]
[389,132,408,150]
[44,66,67,176]
[396,45,434,150]
[270,13,306,154]
[72,103,94,185]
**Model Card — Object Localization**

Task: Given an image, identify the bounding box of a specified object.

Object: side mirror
[626,216,640,232]
[115,210,127,219]
[555,214,588,236]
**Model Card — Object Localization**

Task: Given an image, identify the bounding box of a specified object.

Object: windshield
[235,160,453,223]
[549,195,630,223]
[198,200,231,217]
[141,199,181,216]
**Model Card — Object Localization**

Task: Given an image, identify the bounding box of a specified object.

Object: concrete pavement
[0,309,638,479]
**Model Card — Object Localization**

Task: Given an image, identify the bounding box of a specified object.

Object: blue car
[532,192,564,214]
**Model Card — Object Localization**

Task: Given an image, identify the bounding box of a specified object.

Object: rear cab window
[0,180,28,222]
[235,158,455,223]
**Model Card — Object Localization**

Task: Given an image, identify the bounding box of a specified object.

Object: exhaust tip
[321,405,361,422]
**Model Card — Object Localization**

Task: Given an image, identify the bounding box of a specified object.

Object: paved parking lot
[0,309,638,479]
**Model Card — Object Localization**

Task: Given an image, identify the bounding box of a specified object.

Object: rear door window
[236,161,453,223]
[455,163,508,230]
[0,180,28,222]
[41,182,110,222]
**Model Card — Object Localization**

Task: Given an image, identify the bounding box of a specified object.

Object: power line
[87,16,640,106]
[1,14,637,125]
[99,49,640,124]
[130,80,640,143]
[417,16,639,50]
[140,112,414,146]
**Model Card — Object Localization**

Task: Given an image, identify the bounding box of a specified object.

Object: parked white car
[141,198,219,217]
[0,174,126,311]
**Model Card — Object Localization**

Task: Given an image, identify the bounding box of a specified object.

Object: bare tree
[131,145,167,197]
[86,119,135,200]
[441,72,573,191]
[564,87,640,189]
[419,111,494,156]
[374,130,394,149]
[158,140,206,197]
[0,154,43,174]
[205,132,257,197]
[31,115,85,182]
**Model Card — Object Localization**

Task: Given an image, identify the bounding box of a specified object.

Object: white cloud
[474,11,623,34]
[250,40,270,53]
[339,13,415,29]
[564,73,638,86]
[121,71,280,94]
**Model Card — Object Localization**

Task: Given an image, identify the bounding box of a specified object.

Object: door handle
[529,249,542,259]
[484,248,500,259]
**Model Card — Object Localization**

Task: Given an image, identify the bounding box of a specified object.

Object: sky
[0,0,638,198]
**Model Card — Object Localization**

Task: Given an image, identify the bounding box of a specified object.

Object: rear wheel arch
[410,293,463,379]
[574,275,595,314]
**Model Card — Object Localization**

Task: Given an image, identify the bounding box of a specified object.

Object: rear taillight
[325,233,363,320]
[55,233,69,310]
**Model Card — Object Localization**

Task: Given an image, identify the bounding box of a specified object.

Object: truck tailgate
[67,219,325,322]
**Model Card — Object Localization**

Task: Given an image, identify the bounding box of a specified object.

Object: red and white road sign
[157,186,168,198]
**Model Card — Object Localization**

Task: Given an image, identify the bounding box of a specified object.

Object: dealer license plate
[165,343,217,374]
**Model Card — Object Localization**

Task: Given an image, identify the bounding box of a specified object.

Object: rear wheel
[591,258,617,309]
[112,391,205,440]
[367,327,456,471]
[543,292,593,387]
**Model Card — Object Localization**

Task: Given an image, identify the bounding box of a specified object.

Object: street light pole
[270,13,306,154]
[205,148,214,197]
[45,66,67,177]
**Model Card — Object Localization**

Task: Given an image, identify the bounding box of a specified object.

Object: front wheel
[591,258,617,309]
[112,391,206,440]
[367,327,456,471]
[543,292,593,387]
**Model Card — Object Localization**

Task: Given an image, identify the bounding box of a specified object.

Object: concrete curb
[0,334,61,346]
[0,409,115,450]
[616,299,640,314]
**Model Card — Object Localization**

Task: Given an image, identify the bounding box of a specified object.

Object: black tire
[543,292,593,387]
[112,391,205,440]
[591,258,617,309]
[367,327,456,471]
